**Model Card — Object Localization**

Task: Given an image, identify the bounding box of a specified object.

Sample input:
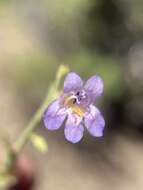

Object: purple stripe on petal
[84,75,104,103]
[43,100,66,130]
[64,113,84,143]
[64,72,83,93]
[84,105,105,137]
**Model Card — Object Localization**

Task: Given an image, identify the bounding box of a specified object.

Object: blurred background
[0,0,143,189]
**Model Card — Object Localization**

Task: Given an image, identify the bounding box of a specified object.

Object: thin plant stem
[14,92,51,153]
[14,64,69,153]
[0,65,69,188]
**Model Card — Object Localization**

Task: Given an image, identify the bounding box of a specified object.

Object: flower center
[63,94,84,117]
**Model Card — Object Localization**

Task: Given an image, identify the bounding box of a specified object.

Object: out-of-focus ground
[0,1,143,190]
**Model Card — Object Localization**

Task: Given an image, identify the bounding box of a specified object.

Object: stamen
[76,91,80,96]
[64,95,77,106]
[64,94,85,117]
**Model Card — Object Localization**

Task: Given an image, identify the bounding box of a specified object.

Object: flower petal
[84,75,104,103]
[84,105,105,137]
[64,113,84,143]
[64,72,83,93]
[43,100,66,130]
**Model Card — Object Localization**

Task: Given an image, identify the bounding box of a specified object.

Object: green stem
[14,92,51,153]
[14,64,69,153]
[0,65,69,188]
[0,92,52,177]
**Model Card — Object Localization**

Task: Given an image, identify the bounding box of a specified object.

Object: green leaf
[30,133,48,153]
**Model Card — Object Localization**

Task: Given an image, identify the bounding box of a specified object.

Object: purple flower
[43,72,105,143]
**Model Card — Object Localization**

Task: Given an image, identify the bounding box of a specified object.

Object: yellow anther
[71,105,84,117]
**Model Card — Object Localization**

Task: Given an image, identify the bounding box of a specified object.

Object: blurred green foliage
[67,51,123,98]
[12,50,123,103]
[0,0,142,128]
